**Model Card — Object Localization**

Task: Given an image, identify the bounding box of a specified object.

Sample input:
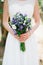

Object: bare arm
[34,0,40,23]
[3,0,19,39]
[30,0,40,34]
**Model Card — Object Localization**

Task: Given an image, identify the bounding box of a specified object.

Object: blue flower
[18,24,24,30]
[27,18,31,23]
[12,18,17,24]
[28,27,31,30]
[13,30,17,35]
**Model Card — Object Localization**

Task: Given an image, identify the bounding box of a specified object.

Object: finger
[15,35,19,39]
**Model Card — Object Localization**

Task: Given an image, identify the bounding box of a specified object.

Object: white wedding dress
[2,0,39,65]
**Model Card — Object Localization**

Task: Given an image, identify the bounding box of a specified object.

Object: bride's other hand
[19,31,31,42]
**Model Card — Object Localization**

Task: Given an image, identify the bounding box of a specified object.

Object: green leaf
[0,8,3,14]
[16,30,21,36]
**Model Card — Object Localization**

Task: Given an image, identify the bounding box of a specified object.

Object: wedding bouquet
[9,12,31,52]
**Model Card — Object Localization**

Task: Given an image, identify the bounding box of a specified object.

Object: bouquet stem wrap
[20,42,26,52]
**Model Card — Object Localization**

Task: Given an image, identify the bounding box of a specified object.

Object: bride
[2,0,40,65]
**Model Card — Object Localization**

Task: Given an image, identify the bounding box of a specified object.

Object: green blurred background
[0,0,43,65]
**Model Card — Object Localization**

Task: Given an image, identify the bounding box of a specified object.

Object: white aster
[23,20,26,25]
[26,28,28,32]
[12,25,16,29]
[24,20,26,23]
[23,22,25,25]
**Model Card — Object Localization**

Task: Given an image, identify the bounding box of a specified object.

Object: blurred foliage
[38,0,43,21]
[38,0,43,11]
[0,0,4,2]
[0,8,3,14]
[0,61,2,65]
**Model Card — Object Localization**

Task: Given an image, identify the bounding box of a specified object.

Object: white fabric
[2,0,39,65]
[8,0,35,19]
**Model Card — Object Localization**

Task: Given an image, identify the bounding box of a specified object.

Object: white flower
[24,20,26,23]
[26,28,28,32]
[25,16,28,20]
[23,20,26,25]
[23,22,25,25]
[12,25,16,29]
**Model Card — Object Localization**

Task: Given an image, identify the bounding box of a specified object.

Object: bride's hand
[14,35,20,40]
[14,31,31,42]
[15,31,31,42]
[19,31,31,42]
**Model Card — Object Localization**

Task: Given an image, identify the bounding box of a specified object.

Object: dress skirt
[2,31,39,65]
